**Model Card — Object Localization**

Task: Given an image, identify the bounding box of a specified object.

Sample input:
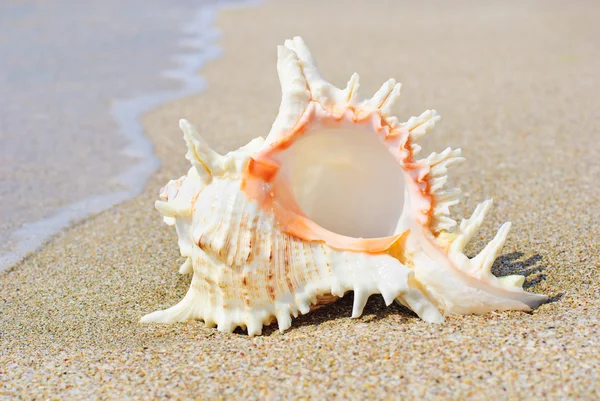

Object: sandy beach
[2,0,599,399]
[0,0,220,270]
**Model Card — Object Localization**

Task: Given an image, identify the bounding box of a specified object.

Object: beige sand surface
[2,0,599,399]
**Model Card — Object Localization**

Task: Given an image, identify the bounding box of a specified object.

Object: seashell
[141,36,547,336]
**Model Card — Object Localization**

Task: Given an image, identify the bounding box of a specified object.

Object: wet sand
[2,0,599,399]
[0,0,219,270]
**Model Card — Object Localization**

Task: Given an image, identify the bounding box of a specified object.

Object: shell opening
[275,127,405,239]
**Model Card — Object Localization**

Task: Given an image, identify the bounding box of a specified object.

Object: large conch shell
[142,37,547,335]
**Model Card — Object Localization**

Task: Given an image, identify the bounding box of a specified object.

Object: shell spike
[351,289,370,318]
[266,45,311,145]
[422,147,464,178]
[296,296,312,315]
[284,36,342,106]
[140,288,200,324]
[451,199,494,252]
[429,175,449,193]
[276,45,308,93]
[285,36,317,68]
[284,37,323,90]
[276,307,292,333]
[246,318,264,337]
[363,78,396,111]
[380,286,399,306]
[203,319,217,329]
[398,277,446,323]
[217,320,235,333]
[285,36,317,66]
[154,200,179,218]
[411,143,422,156]
[472,221,512,273]
[180,119,223,178]
[380,82,402,116]
[344,72,360,105]
[404,109,442,142]
[155,198,191,218]
[179,257,193,274]
[499,274,526,289]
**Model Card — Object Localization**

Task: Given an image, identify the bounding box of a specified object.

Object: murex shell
[141,37,547,335]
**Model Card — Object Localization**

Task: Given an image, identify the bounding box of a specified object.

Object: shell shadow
[490,251,563,305]
[255,293,417,337]
[489,251,544,279]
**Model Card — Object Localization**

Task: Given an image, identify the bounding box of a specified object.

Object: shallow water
[0,0,249,270]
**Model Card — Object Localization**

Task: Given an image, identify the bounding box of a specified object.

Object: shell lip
[261,103,402,160]
[242,104,414,254]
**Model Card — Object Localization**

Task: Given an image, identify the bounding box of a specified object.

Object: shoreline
[0,0,259,272]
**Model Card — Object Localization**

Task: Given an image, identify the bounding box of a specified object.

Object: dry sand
[2,0,599,399]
